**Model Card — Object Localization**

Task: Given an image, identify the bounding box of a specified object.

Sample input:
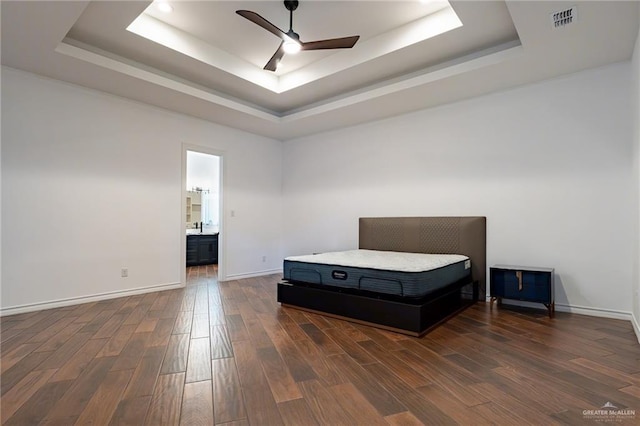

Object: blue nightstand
[490,265,555,318]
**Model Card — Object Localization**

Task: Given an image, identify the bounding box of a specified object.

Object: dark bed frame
[277,216,487,336]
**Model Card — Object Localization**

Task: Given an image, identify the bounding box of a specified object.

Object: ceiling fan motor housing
[284,1,299,12]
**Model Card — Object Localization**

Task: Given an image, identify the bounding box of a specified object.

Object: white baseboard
[554,303,632,321]
[0,282,183,317]
[485,297,633,321]
[632,313,640,344]
[222,268,283,281]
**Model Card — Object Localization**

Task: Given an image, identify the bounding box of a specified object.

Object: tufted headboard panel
[359,217,487,300]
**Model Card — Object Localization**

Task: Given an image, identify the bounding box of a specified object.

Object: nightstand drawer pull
[516,270,523,291]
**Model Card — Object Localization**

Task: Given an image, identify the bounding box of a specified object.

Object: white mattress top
[285,249,469,273]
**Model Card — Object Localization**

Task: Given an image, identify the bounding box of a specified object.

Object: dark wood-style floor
[1,265,639,425]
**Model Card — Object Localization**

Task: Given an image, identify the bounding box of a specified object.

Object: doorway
[182,145,223,285]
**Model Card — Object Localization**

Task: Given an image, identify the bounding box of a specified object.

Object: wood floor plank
[71,302,101,323]
[180,380,214,426]
[1,342,41,373]
[393,348,489,407]
[362,362,456,424]
[161,333,190,375]
[330,381,389,425]
[123,345,166,399]
[417,382,497,424]
[2,379,74,426]
[26,316,77,344]
[353,324,403,351]
[384,411,427,426]
[110,331,152,371]
[557,357,635,390]
[145,372,185,425]
[240,312,274,349]
[186,337,212,383]
[191,313,210,339]
[330,354,407,417]
[37,331,94,370]
[256,345,303,403]
[212,357,246,424]
[115,294,144,315]
[620,385,640,399]
[298,379,357,425]
[323,327,377,365]
[471,401,533,425]
[469,382,562,425]
[601,354,640,374]
[34,321,85,353]
[225,314,250,342]
[109,395,152,426]
[43,356,117,422]
[277,398,319,426]
[210,325,233,359]
[172,310,194,335]
[74,368,133,425]
[1,329,37,352]
[147,317,176,347]
[93,313,127,339]
[1,350,54,396]
[136,318,159,333]
[96,324,137,357]
[50,337,108,382]
[1,368,57,423]
[232,339,284,425]
[180,287,197,312]
[299,322,344,356]
[122,304,152,326]
[303,311,335,330]
[150,293,170,312]
[490,365,595,414]
[292,337,346,387]
[216,420,249,426]
[261,321,318,383]
[78,309,117,334]
[274,310,309,341]
[11,310,60,332]
[358,339,431,388]
[209,301,227,326]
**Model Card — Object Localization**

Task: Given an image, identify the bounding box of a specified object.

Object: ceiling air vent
[551,6,577,28]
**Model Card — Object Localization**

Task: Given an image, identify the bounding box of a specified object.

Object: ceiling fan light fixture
[156,2,173,13]
[283,39,301,54]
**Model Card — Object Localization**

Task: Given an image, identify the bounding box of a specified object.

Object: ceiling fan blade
[301,35,360,51]
[236,10,288,40]
[264,42,285,72]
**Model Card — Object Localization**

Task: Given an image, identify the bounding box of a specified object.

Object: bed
[277,216,487,336]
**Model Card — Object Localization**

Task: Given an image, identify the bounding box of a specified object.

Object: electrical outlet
[121,268,128,278]
[230,210,236,217]
[262,256,266,262]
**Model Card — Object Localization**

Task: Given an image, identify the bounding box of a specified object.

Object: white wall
[632,7,640,335]
[1,67,283,312]
[283,62,634,315]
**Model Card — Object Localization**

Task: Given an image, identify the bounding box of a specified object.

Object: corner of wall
[633,312,640,344]
[632,2,640,344]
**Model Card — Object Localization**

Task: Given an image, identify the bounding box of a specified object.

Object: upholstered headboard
[359,217,487,300]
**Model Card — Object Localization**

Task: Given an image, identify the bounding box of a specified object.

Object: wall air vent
[551,6,577,28]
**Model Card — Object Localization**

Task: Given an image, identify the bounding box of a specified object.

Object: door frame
[181,143,225,285]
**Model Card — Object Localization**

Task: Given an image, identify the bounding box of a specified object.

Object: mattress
[283,249,471,298]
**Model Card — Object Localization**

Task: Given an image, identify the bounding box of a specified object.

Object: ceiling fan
[236,0,360,72]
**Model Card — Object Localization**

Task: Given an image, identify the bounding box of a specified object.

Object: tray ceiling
[2,1,638,140]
